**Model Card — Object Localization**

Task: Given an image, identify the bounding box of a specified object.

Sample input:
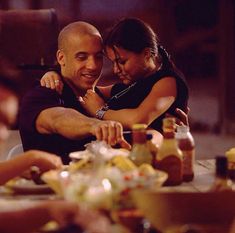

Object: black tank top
[108,68,189,132]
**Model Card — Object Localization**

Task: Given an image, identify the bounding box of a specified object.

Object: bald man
[19,22,130,164]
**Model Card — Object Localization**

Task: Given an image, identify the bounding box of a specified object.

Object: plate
[5,178,54,195]
[69,141,129,162]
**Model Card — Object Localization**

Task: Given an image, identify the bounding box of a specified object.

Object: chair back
[0,9,59,68]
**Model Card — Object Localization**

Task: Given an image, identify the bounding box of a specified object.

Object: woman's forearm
[102,108,144,129]
[0,152,34,185]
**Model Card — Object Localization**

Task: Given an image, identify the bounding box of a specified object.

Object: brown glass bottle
[176,125,195,182]
[128,124,152,166]
[156,117,183,186]
[210,155,234,191]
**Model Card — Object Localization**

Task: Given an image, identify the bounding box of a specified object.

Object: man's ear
[57,50,65,66]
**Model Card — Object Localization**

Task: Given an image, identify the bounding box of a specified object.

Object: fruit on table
[107,156,137,172]
[138,163,156,176]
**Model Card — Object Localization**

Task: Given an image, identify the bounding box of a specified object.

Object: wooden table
[0,159,216,202]
[160,159,216,192]
[0,159,218,233]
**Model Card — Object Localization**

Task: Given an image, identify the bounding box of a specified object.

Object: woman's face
[106,46,148,85]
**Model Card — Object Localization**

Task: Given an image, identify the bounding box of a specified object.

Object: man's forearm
[53,109,99,139]
[36,107,98,140]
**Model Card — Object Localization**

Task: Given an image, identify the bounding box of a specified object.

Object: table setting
[0,141,235,233]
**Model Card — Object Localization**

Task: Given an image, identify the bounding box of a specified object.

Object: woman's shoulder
[153,68,182,80]
[155,68,188,89]
[139,69,176,87]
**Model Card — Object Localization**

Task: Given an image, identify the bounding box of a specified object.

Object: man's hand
[91,120,131,150]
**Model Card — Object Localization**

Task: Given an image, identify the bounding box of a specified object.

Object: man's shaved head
[56,21,103,96]
[58,21,102,51]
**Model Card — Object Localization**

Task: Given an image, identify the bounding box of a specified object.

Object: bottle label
[228,161,235,170]
[129,145,152,166]
[156,155,182,186]
[228,161,235,180]
[182,149,195,175]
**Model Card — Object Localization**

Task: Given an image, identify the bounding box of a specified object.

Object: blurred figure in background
[0,57,62,184]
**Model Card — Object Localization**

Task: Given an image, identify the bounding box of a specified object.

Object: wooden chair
[0,8,59,70]
[0,9,59,128]
[0,8,59,97]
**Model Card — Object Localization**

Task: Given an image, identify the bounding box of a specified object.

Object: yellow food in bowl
[41,170,63,196]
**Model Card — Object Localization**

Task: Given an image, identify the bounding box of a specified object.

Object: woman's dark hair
[104,17,173,69]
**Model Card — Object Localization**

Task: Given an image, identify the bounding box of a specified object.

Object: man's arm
[36,107,97,139]
[36,107,130,149]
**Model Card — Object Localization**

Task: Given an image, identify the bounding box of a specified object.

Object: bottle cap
[132,124,147,130]
[146,133,153,140]
[162,117,176,132]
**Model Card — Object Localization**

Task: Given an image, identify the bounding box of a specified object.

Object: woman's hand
[80,89,105,116]
[40,71,64,94]
[0,150,63,185]
[166,107,189,126]
[27,150,63,172]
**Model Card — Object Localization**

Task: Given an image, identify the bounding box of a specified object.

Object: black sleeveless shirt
[107,68,189,132]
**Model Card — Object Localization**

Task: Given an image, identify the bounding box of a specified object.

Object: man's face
[58,34,103,95]
[0,86,18,143]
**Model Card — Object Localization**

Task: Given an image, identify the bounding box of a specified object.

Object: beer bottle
[210,155,234,191]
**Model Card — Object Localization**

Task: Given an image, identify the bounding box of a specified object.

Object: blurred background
[0,0,234,159]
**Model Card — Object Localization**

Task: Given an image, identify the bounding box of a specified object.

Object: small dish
[5,178,54,195]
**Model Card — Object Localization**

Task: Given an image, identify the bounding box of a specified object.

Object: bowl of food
[131,190,235,232]
[41,170,63,196]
